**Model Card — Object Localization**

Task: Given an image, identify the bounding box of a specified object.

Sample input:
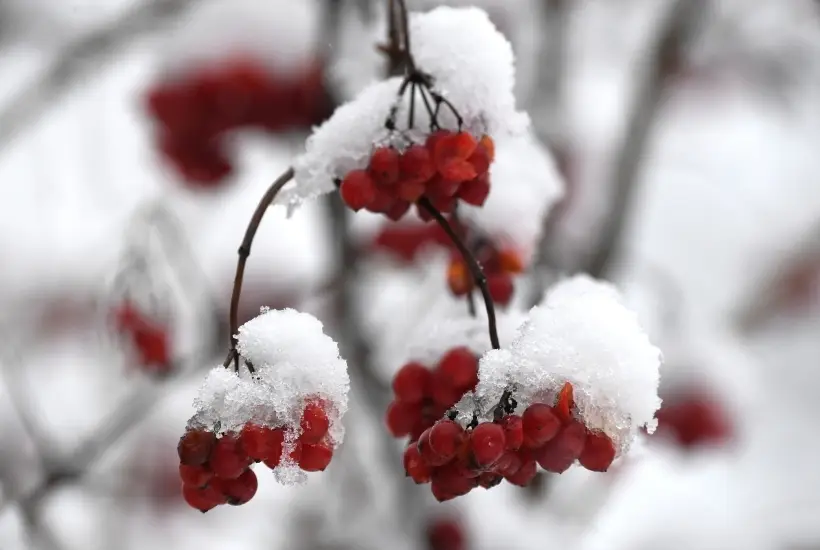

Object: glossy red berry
[385,401,422,437]
[534,420,586,473]
[385,200,412,221]
[429,420,464,460]
[467,144,491,176]
[505,456,537,487]
[579,431,616,472]
[392,362,432,404]
[300,439,334,472]
[469,423,506,467]
[430,370,464,407]
[522,404,561,448]
[403,444,432,483]
[369,147,400,186]
[240,424,284,461]
[182,482,226,512]
[397,179,427,202]
[478,472,503,489]
[210,434,250,479]
[179,463,213,488]
[178,429,217,466]
[300,401,330,443]
[417,428,452,467]
[399,144,436,185]
[488,274,514,305]
[492,451,522,477]
[457,175,491,206]
[500,415,524,450]
[222,468,258,505]
[437,347,478,391]
[340,170,377,211]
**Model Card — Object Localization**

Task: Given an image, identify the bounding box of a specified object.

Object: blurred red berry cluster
[340,131,494,220]
[145,57,332,187]
[177,399,333,512]
[113,301,171,376]
[653,389,733,449]
[446,241,524,307]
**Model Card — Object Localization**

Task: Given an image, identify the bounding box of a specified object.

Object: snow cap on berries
[458,131,565,261]
[475,275,662,454]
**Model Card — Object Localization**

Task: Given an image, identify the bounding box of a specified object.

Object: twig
[224,168,295,370]
[584,0,704,278]
[0,0,203,151]
[417,199,500,350]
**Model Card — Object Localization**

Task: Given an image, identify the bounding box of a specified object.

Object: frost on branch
[279,6,529,210]
[473,275,662,455]
[181,308,349,498]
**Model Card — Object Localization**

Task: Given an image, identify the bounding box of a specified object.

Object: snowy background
[1,0,820,549]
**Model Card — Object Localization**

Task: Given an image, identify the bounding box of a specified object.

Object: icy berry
[437,347,478,391]
[385,400,422,437]
[505,456,537,487]
[179,464,213,488]
[210,434,250,479]
[403,444,432,483]
[522,404,561,448]
[300,439,334,472]
[429,420,464,460]
[178,429,217,466]
[487,274,514,306]
[500,415,524,450]
[469,423,506,467]
[240,424,284,461]
[300,401,330,444]
[392,362,432,404]
[579,431,616,472]
[340,170,376,211]
[447,259,472,296]
[369,147,400,186]
[534,420,586,473]
[457,175,490,206]
[182,482,226,512]
[222,468,258,505]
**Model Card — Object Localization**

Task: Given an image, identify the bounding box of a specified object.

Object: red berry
[505,457,537,486]
[478,472,503,489]
[300,439,334,472]
[210,434,250,479]
[340,170,376,211]
[492,451,522,477]
[522,404,561,448]
[498,248,525,274]
[479,135,495,162]
[417,428,452,467]
[500,415,524,450]
[434,132,478,165]
[579,431,616,472]
[430,370,464,407]
[429,420,464,460]
[403,444,432,483]
[425,130,452,155]
[300,401,330,443]
[367,187,397,214]
[431,467,477,499]
[488,274,514,306]
[446,259,473,297]
[182,482,226,512]
[534,420,587,473]
[392,362,432,404]
[555,382,575,424]
[469,423,506,467]
[467,144,491,176]
[240,424,284,461]
[179,463,213,488]
[221,468,258,505]
[457,175,491,206]
[178,429,216,466]
[437,347,479,391]
[386,401,422,437]
[426,174,462,198]
[427,518,466,550]
[385,200,412,221]
[399,144,436,184]
[397,178,427,202]
[369,147,400,186]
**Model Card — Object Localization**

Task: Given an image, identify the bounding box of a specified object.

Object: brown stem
[225,168,295,368]
[417,199,500,350]
[395,0,415,72]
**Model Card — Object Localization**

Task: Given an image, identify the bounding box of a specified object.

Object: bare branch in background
[736,219,820,333]
[584,0,705,279]
[0,0,203,151]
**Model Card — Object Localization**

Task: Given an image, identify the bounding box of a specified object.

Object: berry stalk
[417,198,501,350]
[224,167,295,371]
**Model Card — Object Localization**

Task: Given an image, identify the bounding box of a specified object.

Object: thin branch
[417,199,500,350]
[225,168,295,367]
[584,0,704,279]
[0,0,203,151]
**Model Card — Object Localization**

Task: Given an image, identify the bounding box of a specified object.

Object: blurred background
[1,0,820,549]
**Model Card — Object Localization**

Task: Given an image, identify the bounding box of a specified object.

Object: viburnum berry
[418,428,452,467]
[300,400,330,443]
[385,401,422,437]
[457,174,491,207]
[437,347,479,391]
[392,362,432,404]
[369,147,401,187]
[210,434,251,479]
[493,450,522,477]
[178,428,217,466]
[221,468,258,505]
[487,274,515,306]
[179,464,213,488]
[505,455,537,487]
[340,170,377,211]
[240,424,284,462]
[426,517,467,550]
[299,439,334,472]
[400,144,436,185]
[469,422,506,467]
[653,392,732,449]
[579,431,617,472]
[404,444,433,484]
[428,420,464,460]
[447,259,472,297]
[114,302,172,375]
[500,414,524,450]
[534,420,586,473]
[182,482,226,513]
[522,403,561,448]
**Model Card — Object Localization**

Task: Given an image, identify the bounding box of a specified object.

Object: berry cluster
[113,301,171,376]
[339,131,495,221]
[399,384,618,502]
[385,347,480,441]
[178,399,334,512]
[446,241,524,307]
[145,58,331,187]
[654,390,732,449]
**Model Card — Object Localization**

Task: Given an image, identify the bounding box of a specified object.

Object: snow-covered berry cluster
[112,300,171,376]
[145,58,330,187]
[177,308,349,512]
[339,131,495,221]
